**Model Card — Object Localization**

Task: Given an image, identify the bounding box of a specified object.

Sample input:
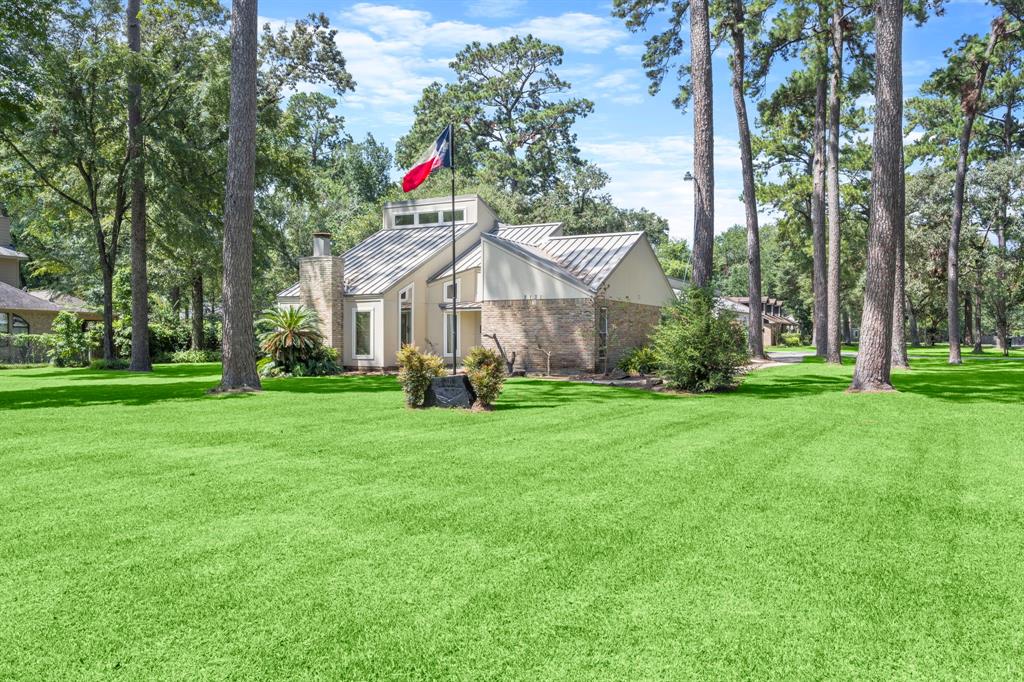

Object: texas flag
[402,124,452,192]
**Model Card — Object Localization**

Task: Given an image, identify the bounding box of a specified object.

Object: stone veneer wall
[481,298,597,373]
[298,256,344,354]
[599,298,663,372]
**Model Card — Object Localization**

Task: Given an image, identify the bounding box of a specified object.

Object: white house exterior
[277,195,675,373]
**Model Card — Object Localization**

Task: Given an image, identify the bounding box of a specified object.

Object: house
[721,296,799,347]
[277,194,675,373]
[0,212,101,341]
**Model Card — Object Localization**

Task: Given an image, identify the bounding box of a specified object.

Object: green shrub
[780,332,802,347]
[0,333,52,364]
[47,311,90,367]
[616,346,659,375]
[170,348,221,363]
[256,306,337,377]
[651,288,749,392]
[89,358,130,370]
[396,344,445,407]
[462,346,506,408]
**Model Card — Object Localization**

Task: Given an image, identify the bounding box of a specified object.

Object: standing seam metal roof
[426,222,562,282]
[540,232,645,289]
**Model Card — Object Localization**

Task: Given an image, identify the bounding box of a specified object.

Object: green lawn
[766,342,1024,358]
[2,359,1024,679]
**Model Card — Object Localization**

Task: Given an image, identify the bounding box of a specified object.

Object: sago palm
[257,306,324,371]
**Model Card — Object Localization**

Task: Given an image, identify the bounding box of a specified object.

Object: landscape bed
[1,357,1023,679]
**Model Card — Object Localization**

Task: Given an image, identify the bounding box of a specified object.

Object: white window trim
[352,308,374,360]
[443,312,460,357]
[398,284,414,348]
[443,277,462,303]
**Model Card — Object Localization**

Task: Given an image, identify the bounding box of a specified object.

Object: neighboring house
[277,194,675,373]
[721,296,799,347]
[0,212,102,340]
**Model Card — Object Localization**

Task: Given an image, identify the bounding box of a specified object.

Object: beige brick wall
[298,256,344,354]
[480,297,662,374]
[3,309,57,334]
[481,298,597,373]
[599,298,663,372]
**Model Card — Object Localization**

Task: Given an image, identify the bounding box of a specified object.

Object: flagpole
[450,123,457,376]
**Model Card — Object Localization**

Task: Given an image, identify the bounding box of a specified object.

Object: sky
[259,0,1000,243]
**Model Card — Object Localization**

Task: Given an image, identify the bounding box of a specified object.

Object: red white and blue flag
[402,124,452,192]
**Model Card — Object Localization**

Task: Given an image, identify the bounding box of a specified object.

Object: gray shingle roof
[0,245,28,259]
[0,281,64,313]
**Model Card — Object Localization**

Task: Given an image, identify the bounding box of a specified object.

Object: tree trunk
[946,19,1003,365]
[811,75,828,356]
[891,214,909,369]
[101,263,115,361]
[963,294,973,346]
[825,7,844,364]
[908,299,920,347]
[191,272,204,351]
[972,280,983,354]
[127,0,151,371]
[842,309,852,345]
[218,0,261,391]
[729,5,765,360]
[995,221,1009,354]
[169,285,181,313]
[850,0,902,392]
[689,0,714,288]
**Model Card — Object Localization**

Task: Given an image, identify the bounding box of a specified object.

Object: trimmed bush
[169,349,221,363]
[89,358,130,370]
[396,345,445,407]
[652,288,749,392]
[780,332,802,347]
[463,346,506,408]
[616,346,659,375]
[47,311,90,367]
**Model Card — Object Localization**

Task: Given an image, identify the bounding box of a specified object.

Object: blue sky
[259,0,999,242]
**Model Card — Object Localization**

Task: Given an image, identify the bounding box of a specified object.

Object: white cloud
[579,134,752,241]
[614,44,645,57]
[465,0,527,19]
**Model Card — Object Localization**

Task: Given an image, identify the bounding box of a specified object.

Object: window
[354,309,372,358]
[394,214,414,226]
[443,280,460,302]
[2,313,28,335]
[597,307,609,369]
[444,313,458,357]
[399,285,413,347]
[418,211,440,225]
[441,209,465,223]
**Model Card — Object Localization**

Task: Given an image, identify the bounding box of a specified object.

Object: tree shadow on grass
[0,371,398,411]
[736,357,1024,404]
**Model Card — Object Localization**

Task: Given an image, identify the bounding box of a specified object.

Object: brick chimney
[299,232,344,355]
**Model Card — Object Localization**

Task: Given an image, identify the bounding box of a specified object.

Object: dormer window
[418,211,440,225]
[395,214,415,226]
[442,209,464,222]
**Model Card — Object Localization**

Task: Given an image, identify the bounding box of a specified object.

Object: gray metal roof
[541,232,645,289]
[0,245,28,260]
[345,223,475,294]
[427,222,562,283]
[0,281,64,313]
[278,223,477,299]
[481,233,593,293]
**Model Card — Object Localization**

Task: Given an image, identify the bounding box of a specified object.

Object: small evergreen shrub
[652,288,749,392]
[780,332,802,347]
[89,358,130,370]
[396,344,445,407]
[463,346,506,408]
[47,311,90,367]
[616,346,659,375]
[170,349,221,363]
